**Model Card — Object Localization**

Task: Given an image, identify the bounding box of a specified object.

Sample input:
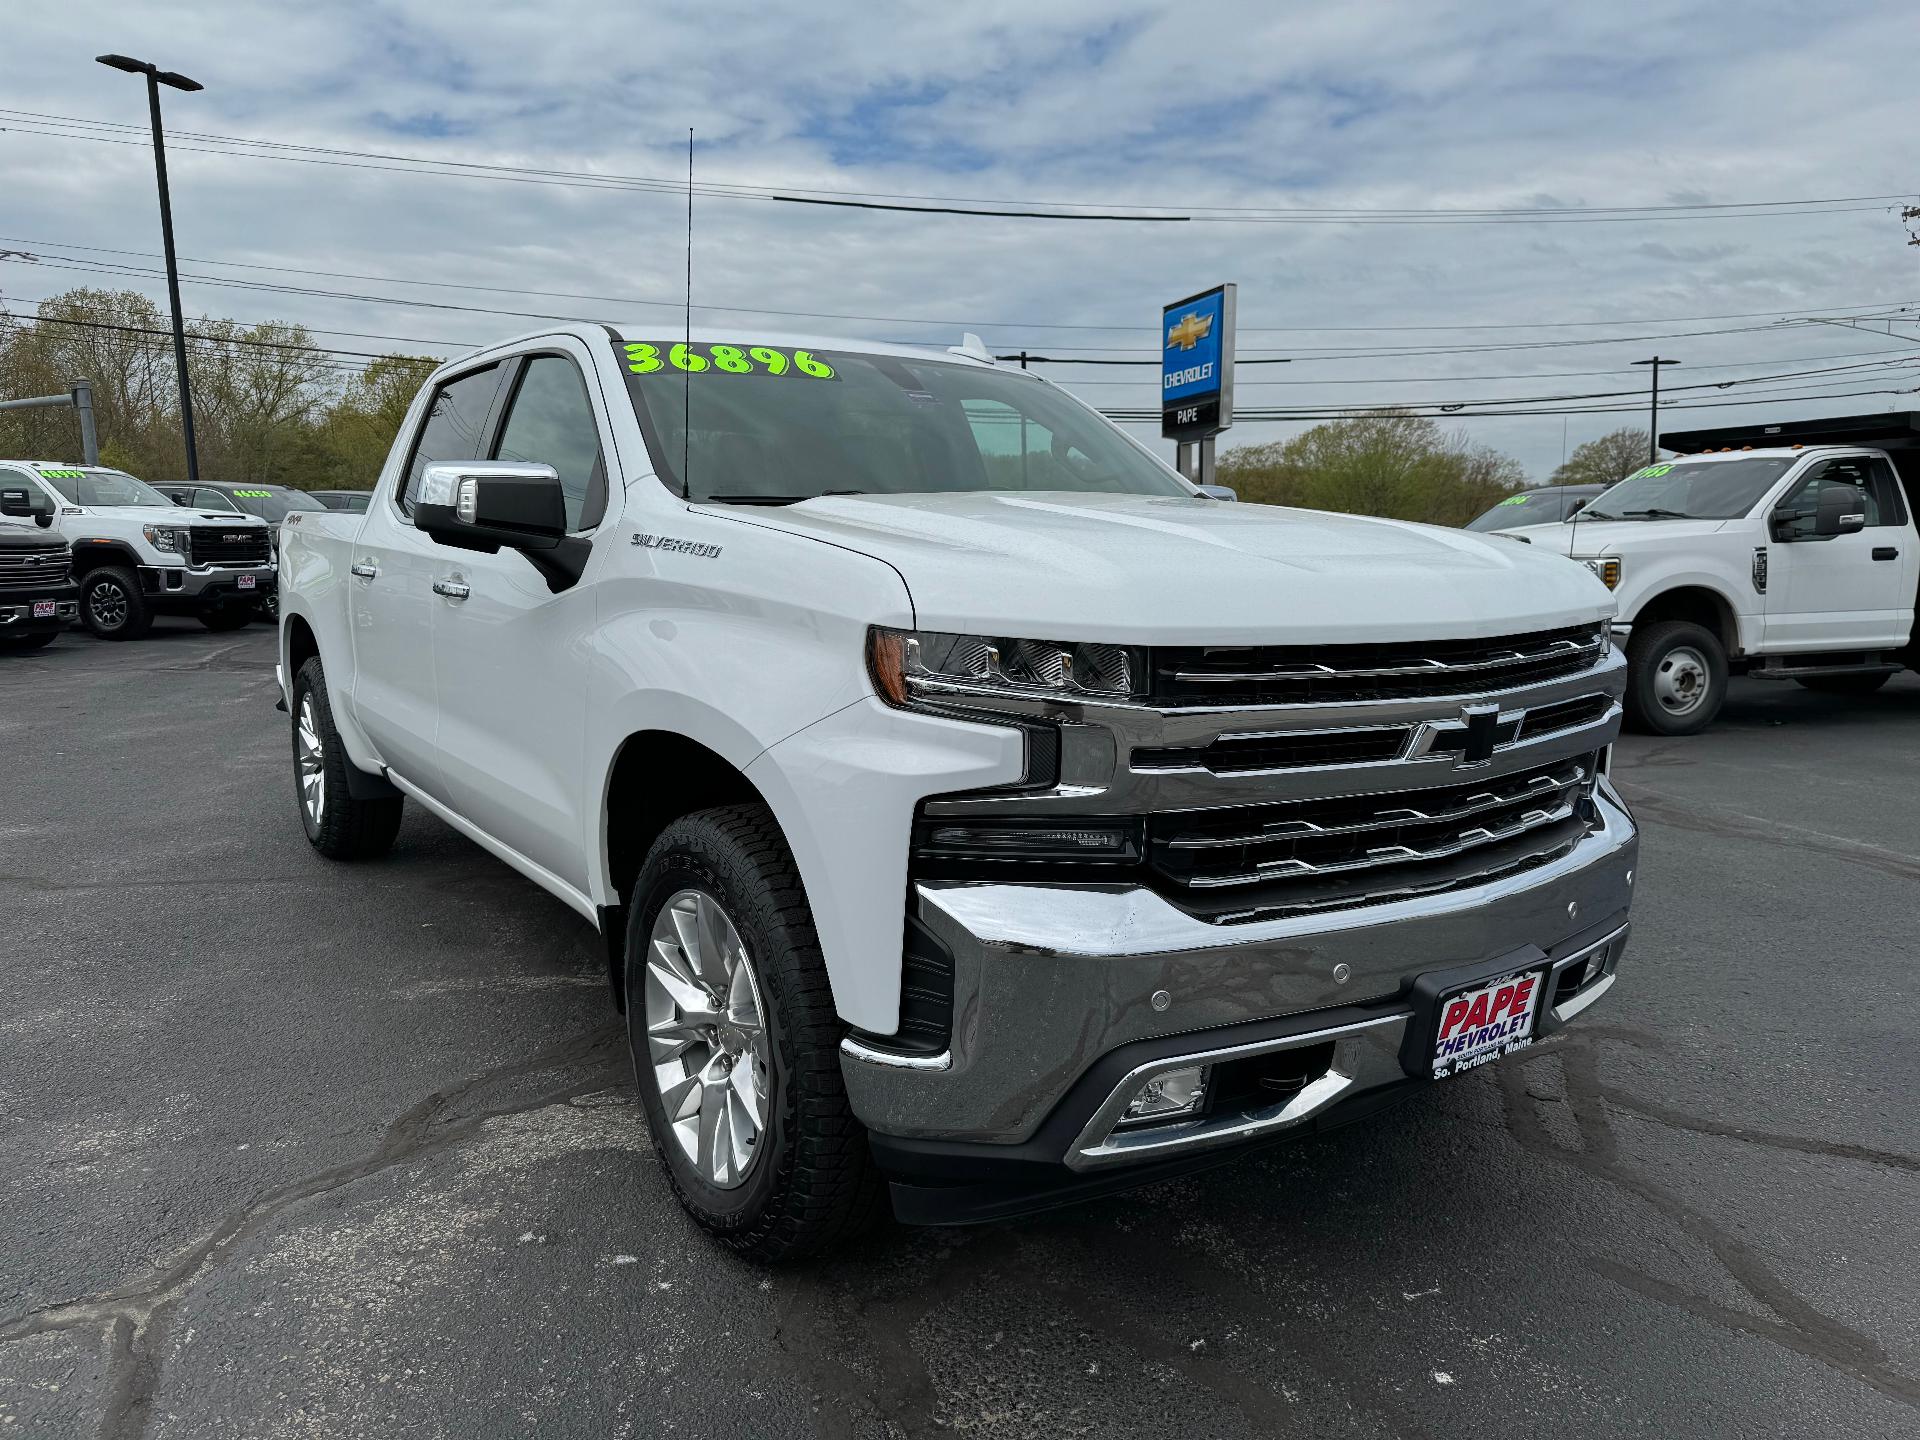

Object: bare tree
[1550,428,1650,488]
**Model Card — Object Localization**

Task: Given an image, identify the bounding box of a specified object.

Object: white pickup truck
[277,325,1639,1258]
[1491,413,1920,734]
[0,462,276,639]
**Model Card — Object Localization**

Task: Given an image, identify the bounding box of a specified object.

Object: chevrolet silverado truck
[0,462,276,639]
[277,326,1639,1259]
[1491,412,1920,735]
[0,488,78,650]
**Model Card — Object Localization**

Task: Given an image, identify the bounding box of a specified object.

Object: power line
[3,108,1912,225]
[5,233,1914,339]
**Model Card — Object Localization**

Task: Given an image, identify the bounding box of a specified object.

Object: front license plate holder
[237,574,257,590]
[31,600,56,618]
[1398,945,1548,1080]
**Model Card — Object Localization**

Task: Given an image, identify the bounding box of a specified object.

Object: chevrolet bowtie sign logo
[1166,311,1213,350]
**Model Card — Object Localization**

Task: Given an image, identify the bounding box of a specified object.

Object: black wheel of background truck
[625,804,883,1263]
[0,630,58,651]
[1795,672,1893,696]
[253,591,278,625]
[1624,620,1728,736]
[200,607,255,632]
[292,656,404,860]
[80,566,153,641]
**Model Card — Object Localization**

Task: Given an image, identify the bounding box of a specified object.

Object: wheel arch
[68,541,145,576]
[1625,584,1743,656]
[598,728,770,1011]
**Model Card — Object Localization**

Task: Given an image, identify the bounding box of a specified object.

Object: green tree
[313,353,441,487]
[1550,427,1650,488]
[1218,411,1527,525]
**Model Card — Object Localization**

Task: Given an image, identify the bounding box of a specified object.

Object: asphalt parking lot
[3,620,1917,1439]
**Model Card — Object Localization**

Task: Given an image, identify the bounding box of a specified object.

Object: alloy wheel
[643,888,772,1189]
[88,579,127,629]
[296,693,326,826]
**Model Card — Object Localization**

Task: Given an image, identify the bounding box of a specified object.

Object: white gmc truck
[1491,413,1920,734]
[277,325,1639,1259]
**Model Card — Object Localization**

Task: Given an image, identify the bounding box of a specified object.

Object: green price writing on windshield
[620,341,834,380]
[1628,463,1673,479]
[37,468,85,479]
[232,488,273,497]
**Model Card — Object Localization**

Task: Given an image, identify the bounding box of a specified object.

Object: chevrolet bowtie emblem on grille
[1459,705,1501,767]
[1166,311,1213,350]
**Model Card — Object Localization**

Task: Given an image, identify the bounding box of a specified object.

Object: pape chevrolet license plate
[1432,969,1543,1078]
[237,574,256,590]
[31,600,55,618]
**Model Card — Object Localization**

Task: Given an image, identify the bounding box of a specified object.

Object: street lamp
[1631,356,1680,464]
[96,53,204,484]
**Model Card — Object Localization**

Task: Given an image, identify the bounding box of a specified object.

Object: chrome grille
[1151,754,1601,914]
[1153,623,1607,706]
[0,547,70,588]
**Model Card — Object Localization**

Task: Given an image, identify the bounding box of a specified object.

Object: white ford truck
[277,325,1639,1258]
[1491,413,1920,734]
[0,462,275,639]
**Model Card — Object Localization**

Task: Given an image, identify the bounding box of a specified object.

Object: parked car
[1466,484,1607,532]
[172,484,327,621]
[278,326,1637,1259]
[310,490,373,513]
[1508,413,1920,734]
[0,462,273,639]
[0,494,79,650]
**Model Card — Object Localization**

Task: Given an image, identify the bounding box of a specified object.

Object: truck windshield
[616,340,1191,502]
[225,488,326,523]
[1583,458,1795,521]
[39,468,172,508]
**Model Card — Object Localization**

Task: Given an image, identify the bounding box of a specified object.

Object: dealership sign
[1161,283,1236,442]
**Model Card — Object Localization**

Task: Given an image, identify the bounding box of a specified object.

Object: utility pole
[1631,356,1679,463]
[96,53,204,484]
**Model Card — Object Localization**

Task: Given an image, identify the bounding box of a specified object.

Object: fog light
[1120,1065,1210,1126]
[1583,942,1612,986]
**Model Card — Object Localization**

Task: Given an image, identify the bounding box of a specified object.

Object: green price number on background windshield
[1628,463,1673,479]
[37,468,85,479]
[621,341,833,379]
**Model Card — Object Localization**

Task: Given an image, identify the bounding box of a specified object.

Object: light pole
[96,53,203,484]
[1631,356,1679,463]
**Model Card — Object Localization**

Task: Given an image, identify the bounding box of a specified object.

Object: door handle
[349,560,379,579]
[1872,546,1898,561]
[433,578,471,601]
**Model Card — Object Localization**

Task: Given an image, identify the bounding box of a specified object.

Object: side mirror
[1813,483,1867,538]
[414,461,589,591]
[0,487,52,528]
[1195,484,1237,501]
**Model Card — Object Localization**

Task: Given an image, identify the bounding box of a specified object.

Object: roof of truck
[1662,411,1920,453]
[451,323,1007,374]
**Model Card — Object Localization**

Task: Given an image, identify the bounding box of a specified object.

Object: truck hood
[713,491,1614,645]
[1508,516,1730,558]
[66,505,266,527]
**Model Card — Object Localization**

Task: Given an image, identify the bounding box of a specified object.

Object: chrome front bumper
[842,783,1636,1156]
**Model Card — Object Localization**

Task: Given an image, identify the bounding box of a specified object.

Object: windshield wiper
[700,490,867,506]
[1619,507,1691,520]
[1578,509,1620,521]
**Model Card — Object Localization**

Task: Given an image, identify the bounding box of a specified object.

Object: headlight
[1582,557,1622,590]
[142,524,186,555]
[869,627,1144,708]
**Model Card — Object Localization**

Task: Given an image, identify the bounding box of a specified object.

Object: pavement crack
[1498,1036,1920,1408]
[0,1023,626,1440]
[1617,783,1920,884]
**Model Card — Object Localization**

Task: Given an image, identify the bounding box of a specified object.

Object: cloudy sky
[4,0,1917,478]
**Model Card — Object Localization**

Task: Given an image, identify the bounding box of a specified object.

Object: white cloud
[3,0,1916,479]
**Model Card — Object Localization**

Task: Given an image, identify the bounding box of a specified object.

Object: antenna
[682,126,693,500]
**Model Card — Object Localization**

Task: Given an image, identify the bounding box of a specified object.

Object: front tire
[626,805,882,1262]
[80,567,153,641]
[1625,620,1728,736]
[292,656,404,859]
[1795,671,1892,696]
